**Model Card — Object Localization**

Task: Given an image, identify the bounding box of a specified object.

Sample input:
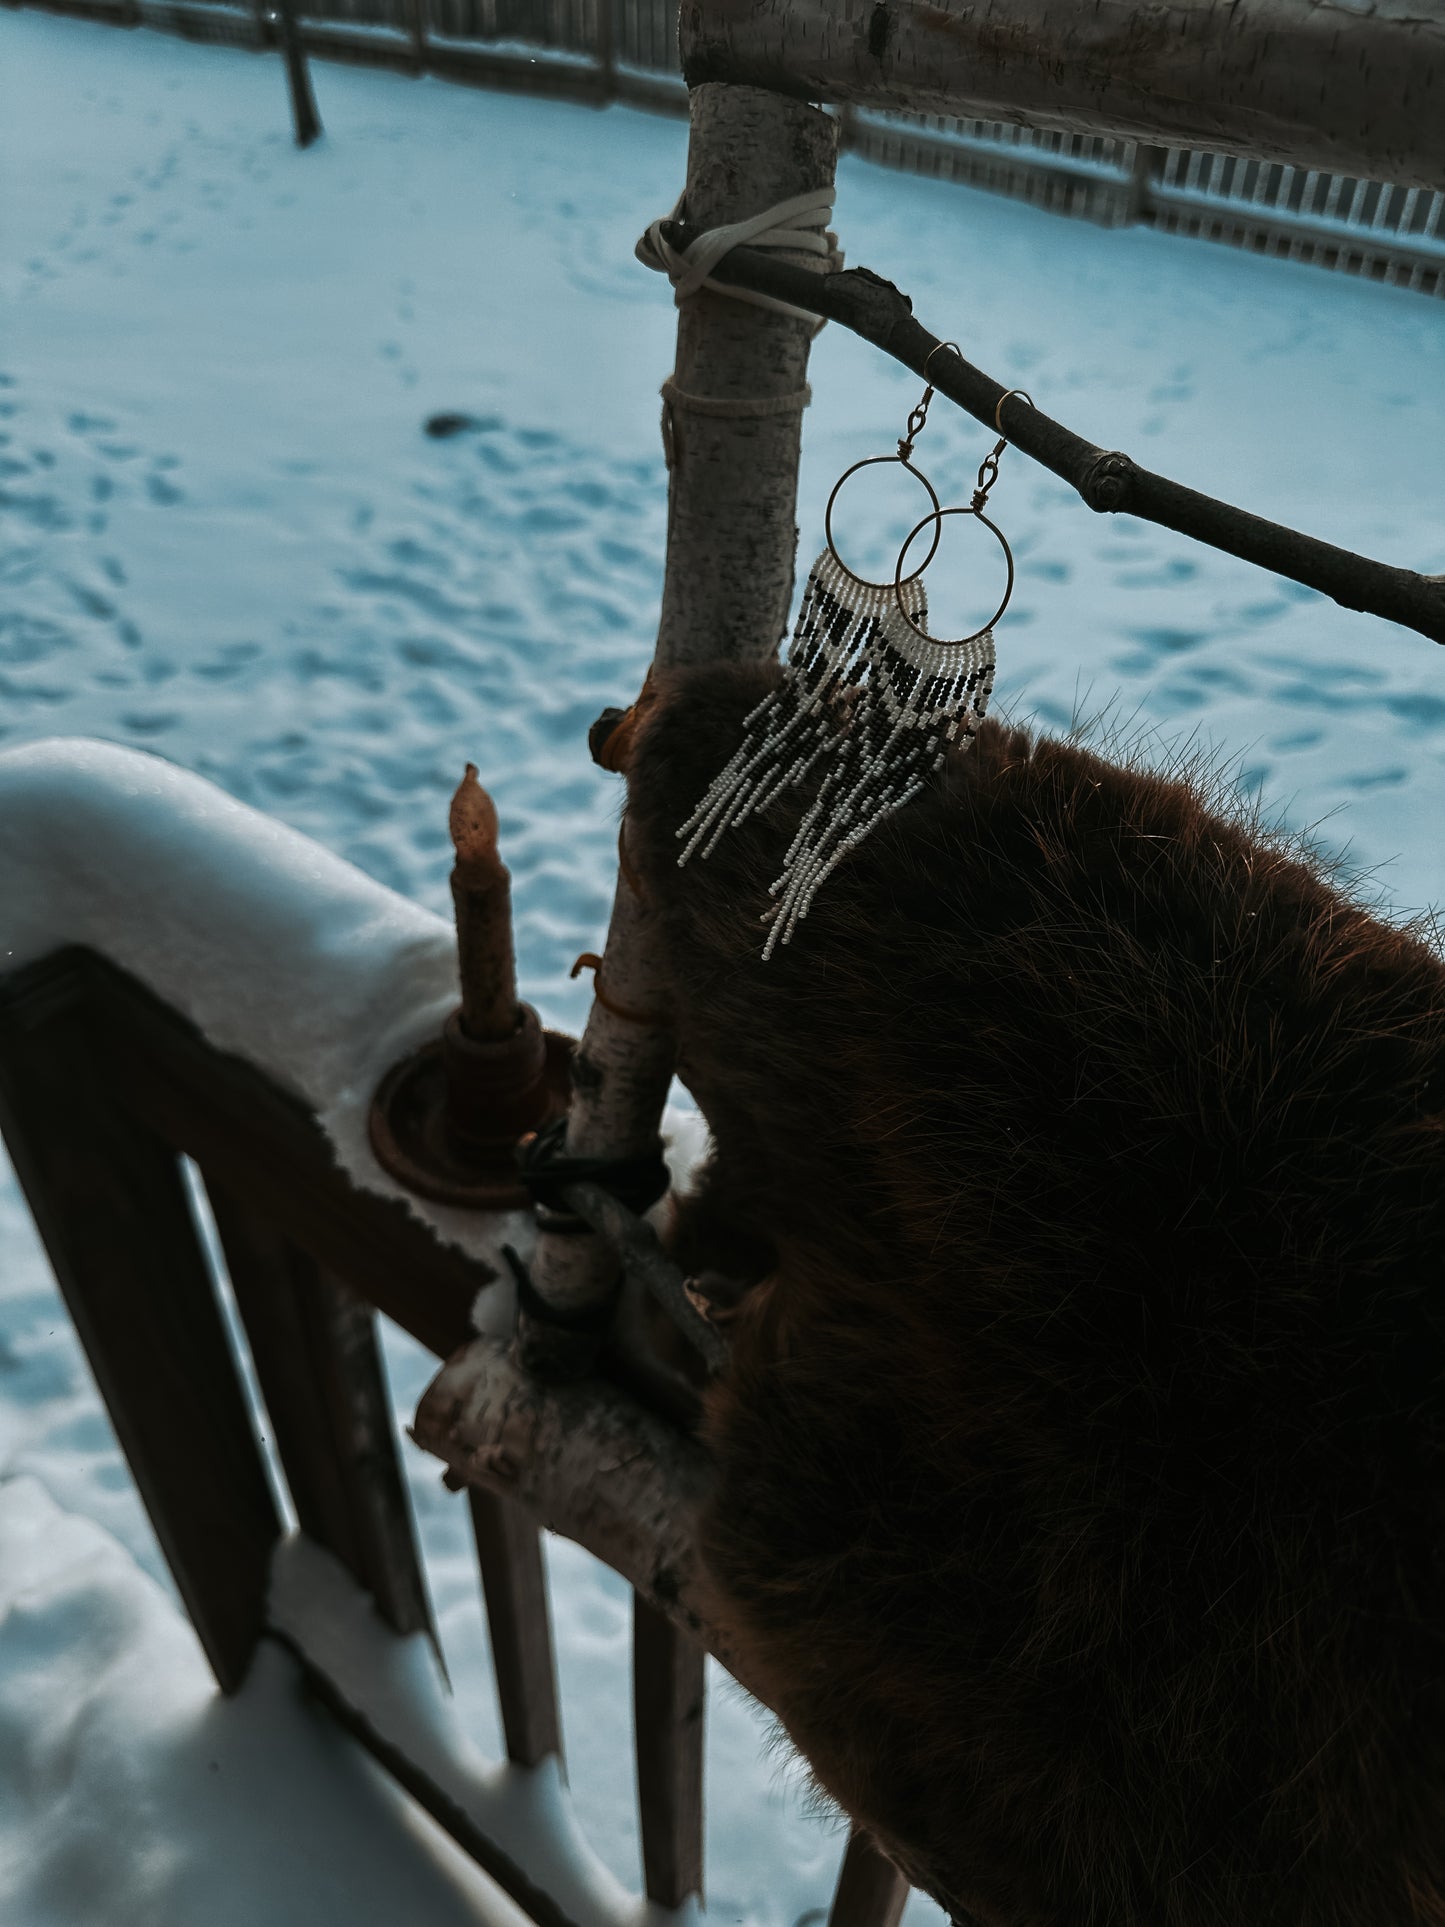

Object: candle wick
[450,762,507,886]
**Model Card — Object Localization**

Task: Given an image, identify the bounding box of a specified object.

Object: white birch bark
[413,1338,729,1660]
[516,84,839,1371]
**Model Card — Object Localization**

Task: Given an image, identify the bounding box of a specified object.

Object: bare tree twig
[665,229,1445,650]
[560,1180,729,1375]
[516,91,839,1382]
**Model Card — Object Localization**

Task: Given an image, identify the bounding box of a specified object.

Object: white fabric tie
[635,187,842,327]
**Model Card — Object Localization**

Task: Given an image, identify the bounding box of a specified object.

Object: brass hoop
[892,505,1016,647]
[824,454,943,590]
[993,387,1036,436]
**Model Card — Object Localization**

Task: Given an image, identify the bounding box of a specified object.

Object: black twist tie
[517,1115,671,1217]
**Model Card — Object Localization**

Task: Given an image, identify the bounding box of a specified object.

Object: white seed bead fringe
[676,549,995,959]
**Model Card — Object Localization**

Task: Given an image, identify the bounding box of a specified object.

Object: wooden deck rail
[0,944,907,1927]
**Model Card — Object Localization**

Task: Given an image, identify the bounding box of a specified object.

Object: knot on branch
[839,265,913,341]
[1082,450,1136,513]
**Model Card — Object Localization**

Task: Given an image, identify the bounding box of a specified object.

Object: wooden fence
[20,0,1445,298]
[849,115,1445,299]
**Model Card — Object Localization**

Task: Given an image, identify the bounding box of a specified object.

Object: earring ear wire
[890,386,1028,645]
[923,340,963,382]
[822,352,971,588]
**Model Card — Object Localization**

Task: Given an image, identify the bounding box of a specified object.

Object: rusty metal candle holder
[369,764,571,1209]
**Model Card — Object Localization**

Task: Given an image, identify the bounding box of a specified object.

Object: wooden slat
[273,1625,587,1927]
[206,1190,359,1551]
[207,1189,437,1640]
[315,21,610,100]
[0,954,281,1693]
[633,1594,705,1907]
[593,0,613,93]
[32,948,484,1362]
[827,1829,909,1927]
[468,1489,563,1767]
[305,1272,437,1636]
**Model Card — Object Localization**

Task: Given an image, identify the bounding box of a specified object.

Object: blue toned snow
[1,10,1443,1926]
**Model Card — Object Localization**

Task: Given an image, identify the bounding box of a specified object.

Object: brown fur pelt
[623,661,1445,1927]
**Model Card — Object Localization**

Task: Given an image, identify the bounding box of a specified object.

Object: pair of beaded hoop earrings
[825,349,1030,650]
[678,342,1033,959]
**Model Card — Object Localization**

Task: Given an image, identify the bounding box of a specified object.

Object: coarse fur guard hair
[623,661,1445,1927]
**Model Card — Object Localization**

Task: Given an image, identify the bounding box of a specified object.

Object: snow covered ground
[1,11,1443,1924]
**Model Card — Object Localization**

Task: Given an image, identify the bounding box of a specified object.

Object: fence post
[1128,142,1169,226]
[405,0,427,72]
[596,0,615,100]
[272,0,323,148]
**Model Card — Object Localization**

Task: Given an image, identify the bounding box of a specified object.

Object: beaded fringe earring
[677,354,1032,958]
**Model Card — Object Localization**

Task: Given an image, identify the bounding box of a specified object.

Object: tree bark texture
[656,85,843,668]
[414,1339,725,1659]
[681,1,1445,191]
[561,1178,729,1375]
[516,84,839,1375]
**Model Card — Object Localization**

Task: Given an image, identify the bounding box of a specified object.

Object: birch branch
[515,85,839,1378]
[666,235,1445,650]
[681,0,1445,189]
[413,1338,728,1659]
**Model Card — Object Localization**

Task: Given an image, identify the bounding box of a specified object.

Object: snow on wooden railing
[0,737,695,1926]
[0,735,515,1261]
[268,1533,687,1927]
[0,737,900,1927]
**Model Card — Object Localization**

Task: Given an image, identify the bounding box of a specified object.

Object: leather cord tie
[517,1115,670,1218]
